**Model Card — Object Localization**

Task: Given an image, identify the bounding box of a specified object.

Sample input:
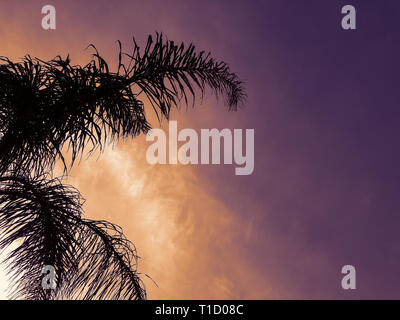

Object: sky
[1,0,400,299]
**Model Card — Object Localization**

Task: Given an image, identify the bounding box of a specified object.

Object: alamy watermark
[41,5,56,30]
[341,265,356,290]
[145,121,255,176]
[41,265,56,290]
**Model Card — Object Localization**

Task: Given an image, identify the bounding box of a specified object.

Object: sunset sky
[1,0,400,299]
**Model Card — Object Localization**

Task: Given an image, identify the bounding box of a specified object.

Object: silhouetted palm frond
[0,174,145,300]
[120,33,246,117]
[0,56,66,176]
[0,33,245,176]
[62,219,145,300]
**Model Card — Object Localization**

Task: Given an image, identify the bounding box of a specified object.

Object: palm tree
[0,33,245,299]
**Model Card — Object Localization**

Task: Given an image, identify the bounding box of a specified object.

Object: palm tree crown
[0,34,245,299]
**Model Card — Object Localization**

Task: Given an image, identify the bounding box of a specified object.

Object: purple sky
[183,0,400,298]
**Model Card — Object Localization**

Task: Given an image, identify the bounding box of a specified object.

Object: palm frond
[0,56,66,176]
[62,219,145,300]
[121,33,246,117]
[0,174,145,300]
[0,34,245,175]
